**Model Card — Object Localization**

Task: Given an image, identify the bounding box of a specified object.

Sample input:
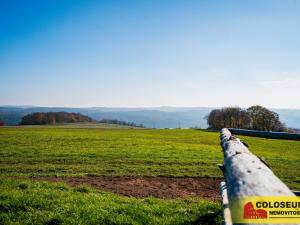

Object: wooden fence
[219,128,297,225]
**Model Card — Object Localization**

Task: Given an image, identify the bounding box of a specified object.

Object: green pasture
[0,178,221,225]
[0,126,299,224]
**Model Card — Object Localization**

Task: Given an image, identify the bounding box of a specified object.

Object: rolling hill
[1,106,300,129]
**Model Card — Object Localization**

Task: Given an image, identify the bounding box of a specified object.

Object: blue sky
[1,0,300,108]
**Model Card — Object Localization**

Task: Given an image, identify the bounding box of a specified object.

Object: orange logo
[244,202,267,219]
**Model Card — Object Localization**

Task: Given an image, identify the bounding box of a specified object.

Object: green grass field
[0,126,299,224]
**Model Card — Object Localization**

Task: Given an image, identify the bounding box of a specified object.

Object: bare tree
[206,107,251,130]
[206,105,285,131]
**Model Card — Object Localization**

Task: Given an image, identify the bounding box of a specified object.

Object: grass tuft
[19,183,29,190]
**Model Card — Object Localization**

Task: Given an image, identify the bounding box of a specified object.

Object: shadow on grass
[192,128,220,133]
[187,209,222,225]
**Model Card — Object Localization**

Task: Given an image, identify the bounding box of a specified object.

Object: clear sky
[1,0,300,108]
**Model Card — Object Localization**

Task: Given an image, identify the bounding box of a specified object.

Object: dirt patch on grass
[21,176,222,200]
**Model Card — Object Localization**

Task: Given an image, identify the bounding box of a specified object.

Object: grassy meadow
[0,125,299,224]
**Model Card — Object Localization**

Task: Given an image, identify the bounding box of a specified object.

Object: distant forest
[99,119,145,128]
[20,112,94,125]
[19,112,145,127]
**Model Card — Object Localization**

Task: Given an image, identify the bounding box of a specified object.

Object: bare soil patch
[21,176,221,200]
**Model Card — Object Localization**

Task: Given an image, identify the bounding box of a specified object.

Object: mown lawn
[0,126,299,224]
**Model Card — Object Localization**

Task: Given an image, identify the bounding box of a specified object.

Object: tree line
[206,105,286,131]
[99,119,145,128]
[20,112,94,125]
[19,112,145,127]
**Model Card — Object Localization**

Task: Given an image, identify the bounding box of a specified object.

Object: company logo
[231,196,300,224]
[244,202,267,219]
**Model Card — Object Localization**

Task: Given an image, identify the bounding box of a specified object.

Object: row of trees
[20,112,94,125]
[206,105,286,131]
[99,119,145,128]
[19,112,145,127]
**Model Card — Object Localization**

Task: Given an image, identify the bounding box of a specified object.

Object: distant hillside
[20,112,94,125]
[1,106,300,128]
[0,106,211,128]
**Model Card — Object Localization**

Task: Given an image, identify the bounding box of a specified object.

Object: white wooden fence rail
[219,128,296,225]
